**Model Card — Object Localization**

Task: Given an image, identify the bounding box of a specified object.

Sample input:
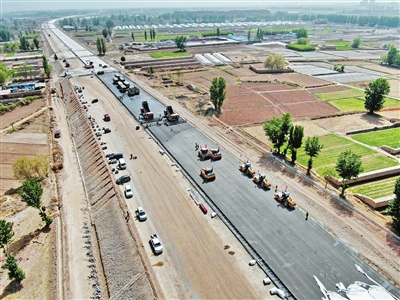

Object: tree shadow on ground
[360,112,388,126]
[0,279,23,299]
[8,228,42,254]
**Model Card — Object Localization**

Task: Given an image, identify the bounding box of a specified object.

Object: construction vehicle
[140,101,154,120]
[209,148,222,160]
[198,146,211,160]
[274,189,296,208]
[200,167,216,181]
[252,173,272,189]
[84,60,94,69]
[103,114,110,122]
[239,162,255,177]
[127,86,140,96]
[164,105,179,122]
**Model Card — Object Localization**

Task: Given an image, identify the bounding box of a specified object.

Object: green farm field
[352,128,400,149]
[349,176,397,199]
[149,51,189,59]
[296,134,399,177]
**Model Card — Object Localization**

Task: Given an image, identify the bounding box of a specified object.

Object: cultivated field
[352,127,400,149]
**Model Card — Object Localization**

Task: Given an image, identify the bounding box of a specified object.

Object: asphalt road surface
[98,73,400,299]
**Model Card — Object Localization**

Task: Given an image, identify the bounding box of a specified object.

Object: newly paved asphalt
[98,73,400,299]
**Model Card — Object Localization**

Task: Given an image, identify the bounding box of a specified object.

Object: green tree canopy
[18,178,43,209]
[335,150,363,197]
[102,28,108,39]
[387,45,398,66]
[174,36,187,51]
[33,37,39,50]
[297,37,309,45]
[209,77,226,113]
[288,125,304,163]
[0,219,14,254]
[264,113,292,154]
[364,78,391,113]
[105,18,114,30]
[387,177,400,233]
[295,28,308,38]
[12,155,49,180]
[264,53,286,69]
[304,136,324,175]
[352,37,361,48]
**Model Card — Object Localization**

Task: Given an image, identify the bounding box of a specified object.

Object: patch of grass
[352,128,400,149]
[382,97,400,108]
[74,32,97,37]
[327,41,352,50]
[5,52,15,57]
[296,134,398,177]
[22,34,39,39]
[327,98,365,112]
[349,176,397,199]
[316,89,364,100]
[149,51,188,59]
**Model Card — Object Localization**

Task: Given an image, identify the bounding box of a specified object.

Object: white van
[118,158,126,170]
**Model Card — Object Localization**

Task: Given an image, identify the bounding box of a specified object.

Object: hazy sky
[1,0,395,13]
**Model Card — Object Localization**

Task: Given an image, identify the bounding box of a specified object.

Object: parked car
[150,234,163,254]
[103,127,111,133]
[54,130,61,138]
[51,88,57,94]
[199,203,208,214]
[136,207,147,221]
[124,185,133,198]
[91,98,99,103]
[103,114,110,122]
[108,159,117,164]
[116,174,131,185]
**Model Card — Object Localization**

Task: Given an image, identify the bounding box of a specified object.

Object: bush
[120,56,126,62]
[286,44,316,51]
[202,31,232,37]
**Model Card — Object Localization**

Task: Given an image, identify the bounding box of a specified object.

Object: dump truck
[252,173,272,189]
[200,167,216,181]
[164,105,179,122]
[198,147,211,160]
[127,86,140,96]
[140,101,154,120]
[209,148,222,160]
[274,190,296,208]
[239,162,255,177]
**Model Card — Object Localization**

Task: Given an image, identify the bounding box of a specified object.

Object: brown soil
[0,98,46,130]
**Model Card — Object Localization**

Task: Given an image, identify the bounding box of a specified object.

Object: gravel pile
[60,79,154,299]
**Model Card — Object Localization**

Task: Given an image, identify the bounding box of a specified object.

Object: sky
[0,0,375,13]
[0,0,397,13]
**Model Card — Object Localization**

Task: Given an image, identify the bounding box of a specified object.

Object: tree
[296,28,308,38]
[174,36,187,51]
[263,113,292,154]
[335,150,363,197]
[304,136,324,175]
[387,177,400,233]
[105,18,114,30]
[352,37,361,48]
[13,156,49,180]
[387,45,398,66]
[216,27,220,37]
[131,32,135,41]
[102,28,108,39]
[364,78,390,113]
[209,77,226,113]
[297,37,309,45]
[18,178,53,227]
[17,63,33,79]
[120,56,126,62]
[0,219,14,255]
[147,66,154,74]
[288,125,304,163]
[144,30,147,41]
[264,54,286,69]
[19,36,29,51]
[33,37,39,50]
[175,69,184,85]
[42,55,52,79]
[247,29,251,41]
[96,38,103,55]
[7,254,26,283]
[100,38,107,54]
